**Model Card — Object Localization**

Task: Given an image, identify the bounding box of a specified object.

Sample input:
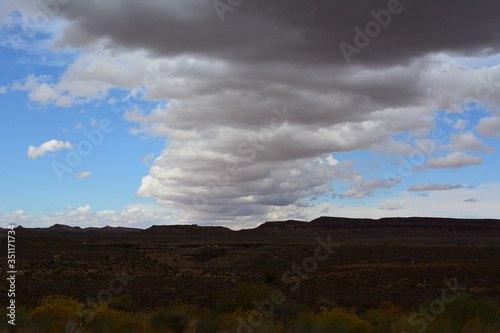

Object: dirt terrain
[1,225,499,313]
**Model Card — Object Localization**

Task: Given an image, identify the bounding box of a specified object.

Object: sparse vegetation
[1,292,499,332]
[1,232,499,332]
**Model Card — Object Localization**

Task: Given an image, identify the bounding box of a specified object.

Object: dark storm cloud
[54,0,500,66]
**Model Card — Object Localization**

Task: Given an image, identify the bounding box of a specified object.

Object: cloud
[74,171,92,179]
[343,178,400,199]
[423,151,483,169]
[453,119,468,130]
[444,131,494,153]
[27,139,74,159]
[476,116,500,139]
[6,0,500,225]
[464,198,478,202]
[50,1,500,66]
[372,138,413,155]
[408,183,468,192]
[379,204,403,211]
[0,204,176,229]
[314,182,500,220]
[142,153,155,167]
[0,86,6,94]
[12,74,75,106]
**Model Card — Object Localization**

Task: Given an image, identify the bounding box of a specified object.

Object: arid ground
[3,230,499,313]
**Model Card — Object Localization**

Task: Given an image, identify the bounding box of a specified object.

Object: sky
[0,0,499,229]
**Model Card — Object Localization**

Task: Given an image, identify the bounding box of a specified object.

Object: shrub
[423,293,500,332]
[28,295,83,333]
[149,304,198,333]
[293,308,373,333]
[216,282,272,313]
[264,271,278,283]
[84,304,145,333]
[362,308,403,333]
[109,293,139,312]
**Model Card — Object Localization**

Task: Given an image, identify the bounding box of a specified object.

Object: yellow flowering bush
[294,307,372,333]
[84,304,145,333]
[28,295,83,333]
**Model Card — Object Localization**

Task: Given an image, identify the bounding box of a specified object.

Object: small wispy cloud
[74,171,92,179]
[379,203,403,211]
[27,140,74,159]
[408,183,470,192]
[423,152,483,169]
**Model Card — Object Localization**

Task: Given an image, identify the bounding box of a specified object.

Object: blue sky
[0,1,499,229]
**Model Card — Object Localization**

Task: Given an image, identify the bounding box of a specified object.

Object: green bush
[84,304,145,333]
[109,293,138,312]
[216,282,273,313]
[264,271,278,283]
[149,304,198,333]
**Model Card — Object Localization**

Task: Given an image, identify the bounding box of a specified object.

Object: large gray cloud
[53,0,500,66]
[7,0,500,224]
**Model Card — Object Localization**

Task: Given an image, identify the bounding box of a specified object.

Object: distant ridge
[8,216,500,237]
[143,224,234,235]
[12,224,142,234]
[246,216,500,236]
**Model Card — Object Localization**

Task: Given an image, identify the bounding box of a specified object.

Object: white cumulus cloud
[27,139,74,159]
